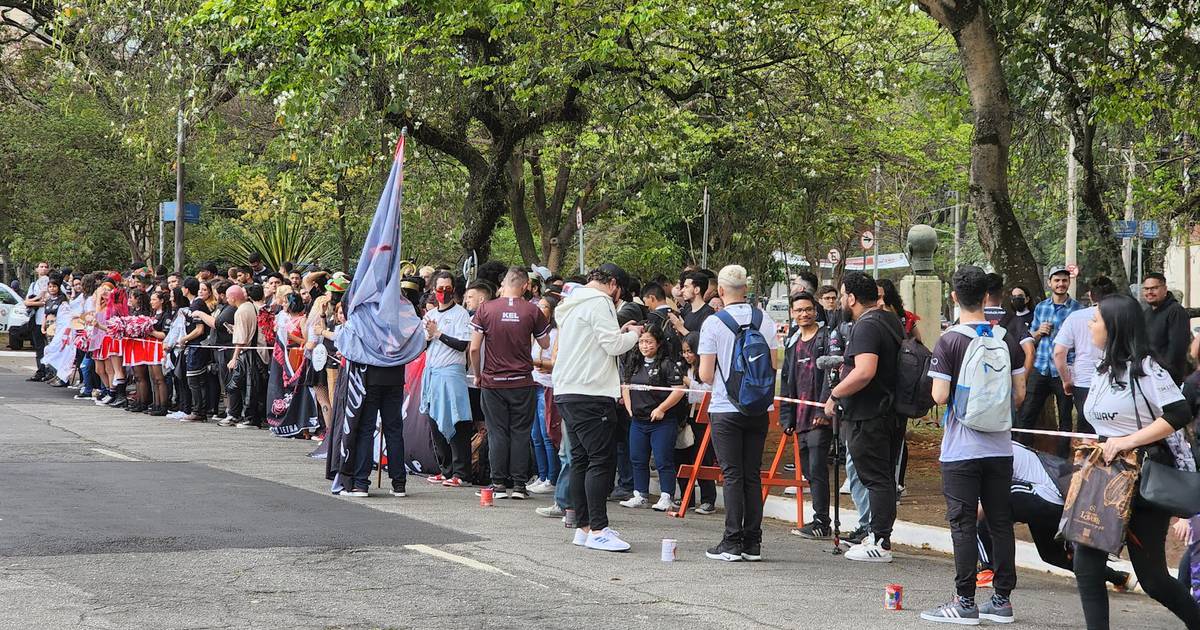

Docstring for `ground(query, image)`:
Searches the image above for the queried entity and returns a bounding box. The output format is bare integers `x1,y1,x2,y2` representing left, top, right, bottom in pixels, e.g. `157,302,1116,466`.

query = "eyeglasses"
791,307,816,314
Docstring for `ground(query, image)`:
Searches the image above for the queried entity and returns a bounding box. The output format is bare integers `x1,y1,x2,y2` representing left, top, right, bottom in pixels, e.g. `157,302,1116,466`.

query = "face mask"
1012,296,1026,310
436,289,452,305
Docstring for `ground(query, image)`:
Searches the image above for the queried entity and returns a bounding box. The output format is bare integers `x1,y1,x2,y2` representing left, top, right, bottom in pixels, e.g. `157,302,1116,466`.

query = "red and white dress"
92,311,121,361
122,337,163,366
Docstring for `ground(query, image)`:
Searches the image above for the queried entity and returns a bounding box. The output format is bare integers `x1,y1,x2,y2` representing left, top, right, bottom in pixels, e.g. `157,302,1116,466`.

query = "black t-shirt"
210,303,236,346
627,357,684,420
841,308,903,421
43,294,65,317
366,364,406,388
682,303,714,334
187,298,210,338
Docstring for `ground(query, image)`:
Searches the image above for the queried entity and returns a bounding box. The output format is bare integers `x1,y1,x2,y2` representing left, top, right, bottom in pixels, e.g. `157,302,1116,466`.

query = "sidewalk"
761,495,1156,589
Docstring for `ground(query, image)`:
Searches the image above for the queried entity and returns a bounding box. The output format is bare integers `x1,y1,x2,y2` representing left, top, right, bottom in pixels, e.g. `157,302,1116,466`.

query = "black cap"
201,261,219,274
596,262,630,291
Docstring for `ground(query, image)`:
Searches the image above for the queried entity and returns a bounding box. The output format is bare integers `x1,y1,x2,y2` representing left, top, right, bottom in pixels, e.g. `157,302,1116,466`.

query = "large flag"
335,132,424,367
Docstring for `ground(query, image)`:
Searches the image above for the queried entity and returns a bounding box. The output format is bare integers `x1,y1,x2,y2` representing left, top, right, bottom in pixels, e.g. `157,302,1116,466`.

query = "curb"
762,495,1158,591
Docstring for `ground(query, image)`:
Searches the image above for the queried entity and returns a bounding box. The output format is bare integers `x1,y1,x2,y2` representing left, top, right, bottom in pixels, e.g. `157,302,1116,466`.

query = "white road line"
0,351,33,358
90,448,140,462
404,544,514,576
404,544,549,589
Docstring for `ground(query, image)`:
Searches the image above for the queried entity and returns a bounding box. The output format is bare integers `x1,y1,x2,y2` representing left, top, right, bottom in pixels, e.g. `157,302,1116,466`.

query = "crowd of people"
14,254,1200,629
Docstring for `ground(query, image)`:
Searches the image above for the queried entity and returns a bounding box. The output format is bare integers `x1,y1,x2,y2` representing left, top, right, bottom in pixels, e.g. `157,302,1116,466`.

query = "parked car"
0,282,31,350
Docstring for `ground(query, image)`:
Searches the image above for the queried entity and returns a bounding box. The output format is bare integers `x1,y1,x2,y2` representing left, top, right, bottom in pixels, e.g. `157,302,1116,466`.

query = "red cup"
480,487,494,507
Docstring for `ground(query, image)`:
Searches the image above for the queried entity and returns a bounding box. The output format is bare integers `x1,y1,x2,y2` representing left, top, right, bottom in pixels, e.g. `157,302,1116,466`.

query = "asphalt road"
0,354,1188,629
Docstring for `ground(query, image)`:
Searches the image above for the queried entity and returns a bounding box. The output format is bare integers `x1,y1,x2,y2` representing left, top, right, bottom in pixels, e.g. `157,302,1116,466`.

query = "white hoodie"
553,285,639,399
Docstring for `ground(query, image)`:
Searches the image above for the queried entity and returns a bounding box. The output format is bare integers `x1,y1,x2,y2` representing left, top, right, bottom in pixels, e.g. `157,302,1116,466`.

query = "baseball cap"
1047,265,1069,279
596,263,630,292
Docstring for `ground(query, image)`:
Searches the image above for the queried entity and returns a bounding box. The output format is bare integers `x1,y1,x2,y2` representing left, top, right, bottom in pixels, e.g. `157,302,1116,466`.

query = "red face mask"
436,288,452,305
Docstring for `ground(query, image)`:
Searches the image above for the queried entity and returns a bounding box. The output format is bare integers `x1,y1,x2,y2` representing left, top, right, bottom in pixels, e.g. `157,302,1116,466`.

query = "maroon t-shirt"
470,297,551,389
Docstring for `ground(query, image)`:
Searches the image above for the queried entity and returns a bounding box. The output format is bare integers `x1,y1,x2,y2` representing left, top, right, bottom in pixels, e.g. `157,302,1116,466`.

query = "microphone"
815,355,844,370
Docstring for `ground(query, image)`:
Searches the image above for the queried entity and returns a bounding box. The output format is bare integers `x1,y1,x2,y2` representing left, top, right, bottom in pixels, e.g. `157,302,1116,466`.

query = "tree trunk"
1068,113,1129,287
459,162,510,265
335,177,352,272
919,0,1043,296
507,154,540,265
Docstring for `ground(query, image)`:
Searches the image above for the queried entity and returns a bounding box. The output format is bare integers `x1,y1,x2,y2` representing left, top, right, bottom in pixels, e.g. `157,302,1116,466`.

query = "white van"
0,282,30,333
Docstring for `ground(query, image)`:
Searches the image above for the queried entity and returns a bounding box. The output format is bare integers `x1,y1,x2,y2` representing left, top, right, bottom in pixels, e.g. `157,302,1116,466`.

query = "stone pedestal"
901,274,943,346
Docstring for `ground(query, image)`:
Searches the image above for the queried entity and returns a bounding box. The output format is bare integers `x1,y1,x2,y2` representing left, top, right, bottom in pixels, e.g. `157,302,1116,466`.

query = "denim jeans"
531,386,560,484
615,440,634,494
80,355,95,395
845,451,871,529
554,426,573,510
628,418,677,497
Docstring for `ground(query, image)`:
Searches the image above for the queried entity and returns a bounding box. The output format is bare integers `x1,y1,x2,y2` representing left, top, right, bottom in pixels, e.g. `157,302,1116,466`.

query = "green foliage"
216,213,341,270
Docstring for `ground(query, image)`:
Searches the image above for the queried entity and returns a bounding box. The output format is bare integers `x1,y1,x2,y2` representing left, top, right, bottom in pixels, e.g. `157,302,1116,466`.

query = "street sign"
1139,220,1160,239
860,230,875,251
1112,220,1137,238
160,201,201,224
1066,264,1079,278
827,248,841,264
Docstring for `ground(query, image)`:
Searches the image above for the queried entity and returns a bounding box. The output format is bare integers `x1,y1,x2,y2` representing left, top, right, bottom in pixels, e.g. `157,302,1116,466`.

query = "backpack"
947,323,1013,432
715,308,776,415
861,311,934,419
895,336,935,419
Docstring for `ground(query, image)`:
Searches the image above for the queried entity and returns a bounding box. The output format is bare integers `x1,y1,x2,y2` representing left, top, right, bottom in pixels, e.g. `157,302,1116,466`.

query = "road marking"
90,448,140,461
404,544,514,576
0,351,33,358
404,544,550,589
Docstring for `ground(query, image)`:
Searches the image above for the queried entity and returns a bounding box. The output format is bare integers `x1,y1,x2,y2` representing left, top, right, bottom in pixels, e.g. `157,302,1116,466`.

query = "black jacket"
778,324,833,432
1144,293,1193,384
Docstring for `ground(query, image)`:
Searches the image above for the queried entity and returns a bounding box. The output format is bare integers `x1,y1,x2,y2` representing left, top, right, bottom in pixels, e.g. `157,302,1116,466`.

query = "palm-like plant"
221,213,341,271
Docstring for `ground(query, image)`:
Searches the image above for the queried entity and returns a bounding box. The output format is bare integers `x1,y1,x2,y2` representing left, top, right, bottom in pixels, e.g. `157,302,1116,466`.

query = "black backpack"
867,311,935,419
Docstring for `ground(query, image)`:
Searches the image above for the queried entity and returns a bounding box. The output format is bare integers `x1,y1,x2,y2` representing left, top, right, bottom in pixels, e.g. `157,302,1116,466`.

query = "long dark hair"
1095,294,1154,382
129,289,151,316
623,324,667,383
682,330,702,380
540,292,560,329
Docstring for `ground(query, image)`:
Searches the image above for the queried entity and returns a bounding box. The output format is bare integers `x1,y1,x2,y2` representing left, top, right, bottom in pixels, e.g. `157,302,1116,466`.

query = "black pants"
560,396,619,531
675,417,718,506
431,419,474,480
30,325,46,375
1074,495,1200,630
227,351,266,425
349,383,406,490
710,411,769,548
213,348,233,416
893,416,909,488
846,414,899,544
1070,386,1095,435
942,456,1016,599
468,387,490,485
978,486,1127,586
481,386,537,489
800,425,833,526
1018,372,1074,455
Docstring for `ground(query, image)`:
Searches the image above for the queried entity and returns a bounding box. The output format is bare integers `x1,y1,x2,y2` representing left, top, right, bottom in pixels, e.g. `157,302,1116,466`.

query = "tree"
916,0,1043,295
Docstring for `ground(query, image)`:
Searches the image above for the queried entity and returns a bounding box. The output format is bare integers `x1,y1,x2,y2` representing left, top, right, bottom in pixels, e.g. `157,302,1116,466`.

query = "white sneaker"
529,480,555,494
651,493,673,512
619,491,649,508
845,535,893,563
339,489,369,498
585,527,631,552
572,528,588,546
784,486,798,495
167,411,188,420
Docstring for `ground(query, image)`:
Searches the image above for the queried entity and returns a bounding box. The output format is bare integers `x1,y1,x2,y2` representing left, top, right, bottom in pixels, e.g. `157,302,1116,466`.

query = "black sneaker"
510,488,528,500
841,525,869,545
791,523,832,540
391,480,407,497
705,541,744,562
741,543,762,562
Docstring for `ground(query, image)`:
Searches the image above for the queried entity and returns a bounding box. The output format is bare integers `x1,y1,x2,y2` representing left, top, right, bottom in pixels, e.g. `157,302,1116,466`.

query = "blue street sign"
1112,220,1138,238
160,201,201,224
1139,220,1160,240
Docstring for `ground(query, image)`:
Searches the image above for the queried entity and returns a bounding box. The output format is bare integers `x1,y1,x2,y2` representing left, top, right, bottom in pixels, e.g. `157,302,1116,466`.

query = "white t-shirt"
1053,307,1101,388
1011,442,1063,506
424,304,471,369
1083,357,1185,438
26,276,48,325
531,328,557,388
697,303,780,414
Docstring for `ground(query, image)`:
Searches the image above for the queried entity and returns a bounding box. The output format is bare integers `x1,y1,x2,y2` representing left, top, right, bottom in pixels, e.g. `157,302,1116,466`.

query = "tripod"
825,359,845,555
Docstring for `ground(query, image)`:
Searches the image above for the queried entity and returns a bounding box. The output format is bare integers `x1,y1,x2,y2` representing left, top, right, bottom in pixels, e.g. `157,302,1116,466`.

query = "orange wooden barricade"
674,392,808,525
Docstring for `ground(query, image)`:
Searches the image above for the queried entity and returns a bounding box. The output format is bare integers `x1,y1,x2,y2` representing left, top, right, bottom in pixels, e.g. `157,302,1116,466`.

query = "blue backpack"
715,308,776,415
